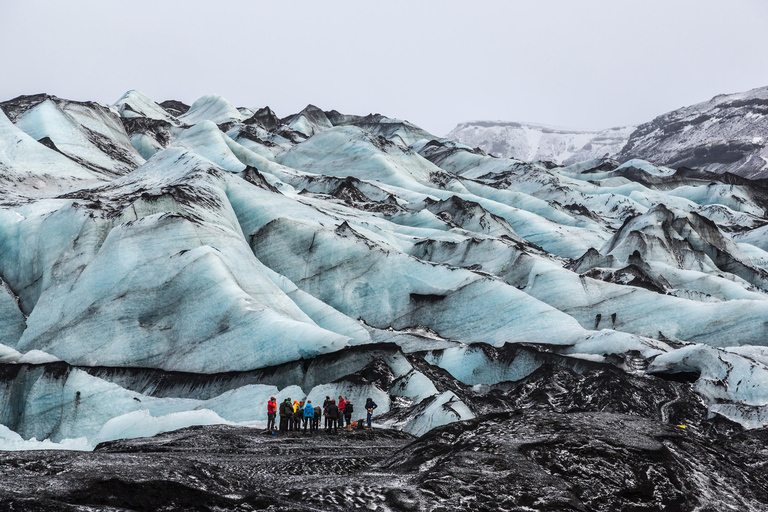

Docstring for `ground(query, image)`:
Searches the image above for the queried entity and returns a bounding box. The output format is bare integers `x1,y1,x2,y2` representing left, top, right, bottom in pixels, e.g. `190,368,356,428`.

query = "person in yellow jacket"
292,400,300,430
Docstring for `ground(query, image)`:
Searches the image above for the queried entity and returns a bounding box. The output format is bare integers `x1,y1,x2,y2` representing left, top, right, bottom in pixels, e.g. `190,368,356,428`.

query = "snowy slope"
450,86,768,179
1,95,144,176
619,86,768,178
447,121,635,165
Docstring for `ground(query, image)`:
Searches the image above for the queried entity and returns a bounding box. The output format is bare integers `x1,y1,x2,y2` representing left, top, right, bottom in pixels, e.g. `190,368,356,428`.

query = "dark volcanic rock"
384,410,768,512
1,345,765,511
582,264,669,294
0,425,415,512
0,93,55,121
2,412,764,511
244,106,281,131
159,99,190,117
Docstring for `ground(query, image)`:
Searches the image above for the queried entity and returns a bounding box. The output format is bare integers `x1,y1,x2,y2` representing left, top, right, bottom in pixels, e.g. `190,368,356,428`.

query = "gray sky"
3,0,768,135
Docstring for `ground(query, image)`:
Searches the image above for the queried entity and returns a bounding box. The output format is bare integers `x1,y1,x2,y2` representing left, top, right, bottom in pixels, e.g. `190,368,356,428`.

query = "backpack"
345,403,354,415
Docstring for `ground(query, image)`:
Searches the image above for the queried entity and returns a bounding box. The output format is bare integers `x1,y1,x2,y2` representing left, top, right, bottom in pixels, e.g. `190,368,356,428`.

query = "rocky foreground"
1,407,767,511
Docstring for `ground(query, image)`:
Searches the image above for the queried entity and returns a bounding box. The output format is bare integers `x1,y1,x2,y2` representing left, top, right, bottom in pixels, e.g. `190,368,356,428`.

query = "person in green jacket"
279,398,292,432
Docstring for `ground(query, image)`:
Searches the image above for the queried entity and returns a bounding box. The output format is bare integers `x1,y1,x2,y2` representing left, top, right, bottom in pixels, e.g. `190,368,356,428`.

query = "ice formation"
2,89,768,449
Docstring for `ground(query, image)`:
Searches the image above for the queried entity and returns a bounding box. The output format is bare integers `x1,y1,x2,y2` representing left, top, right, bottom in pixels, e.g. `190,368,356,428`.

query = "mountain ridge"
448,85,768,177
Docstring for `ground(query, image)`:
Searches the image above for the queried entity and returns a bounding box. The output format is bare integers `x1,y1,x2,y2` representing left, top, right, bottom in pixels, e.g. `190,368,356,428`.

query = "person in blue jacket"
303,400,315,432
364,397,378,429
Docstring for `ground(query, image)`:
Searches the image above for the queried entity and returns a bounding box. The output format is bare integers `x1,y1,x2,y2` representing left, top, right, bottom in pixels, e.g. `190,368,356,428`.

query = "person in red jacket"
267,397,277,434
338,396,346,428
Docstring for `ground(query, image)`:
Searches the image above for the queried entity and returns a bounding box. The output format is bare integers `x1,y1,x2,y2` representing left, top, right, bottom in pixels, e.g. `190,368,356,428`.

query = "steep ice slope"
414,140,768,346
326,111,436,147
2,95,144,176
178,95,244,126
619,86,768,178
227,180,586,347
113,90,179,125
0,110,105,194
282,104,333,138
277,127,608,258
0,282,25,347
596,204,768,290
0,150,364,372
277,126,443,190
447,120,634,164
173,121,249,172
734,223,768,252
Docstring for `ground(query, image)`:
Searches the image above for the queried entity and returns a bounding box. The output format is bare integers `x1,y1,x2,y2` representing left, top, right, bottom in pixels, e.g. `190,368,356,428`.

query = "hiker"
294,401,304,431
365,398,378,429
303,400,314,432
279,398,292,432
267,397,277,433
292,400,300,430
323,396,331,430
338,396,346,428
313,405,321,431
327,399,339,432
344,398,354,430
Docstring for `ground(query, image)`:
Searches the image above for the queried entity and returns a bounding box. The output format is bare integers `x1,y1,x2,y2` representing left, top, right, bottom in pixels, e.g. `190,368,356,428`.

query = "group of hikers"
265,395,378,434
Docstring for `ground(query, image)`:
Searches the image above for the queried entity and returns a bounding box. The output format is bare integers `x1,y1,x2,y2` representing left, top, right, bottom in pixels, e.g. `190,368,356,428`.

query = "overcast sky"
3,0,768,135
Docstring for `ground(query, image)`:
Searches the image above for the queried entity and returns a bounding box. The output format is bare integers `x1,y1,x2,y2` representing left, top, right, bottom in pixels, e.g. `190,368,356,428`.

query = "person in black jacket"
326,399,339,433
343,399,354,430
364,398,378,429
279,398,292,432
313,405,321,432
323,396,331,430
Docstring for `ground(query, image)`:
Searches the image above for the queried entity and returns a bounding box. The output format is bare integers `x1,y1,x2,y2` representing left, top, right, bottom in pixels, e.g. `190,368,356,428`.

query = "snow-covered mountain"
2,89,768,464
446,120,635,165
449,86,768,179
618,86,768,178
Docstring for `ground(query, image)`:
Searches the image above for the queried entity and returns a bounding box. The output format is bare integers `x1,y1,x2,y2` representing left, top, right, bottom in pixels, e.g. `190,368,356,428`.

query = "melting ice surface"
2,90,768,449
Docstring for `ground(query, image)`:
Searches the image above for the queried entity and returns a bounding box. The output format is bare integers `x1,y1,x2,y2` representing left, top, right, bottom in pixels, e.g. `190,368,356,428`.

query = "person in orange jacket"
267,397,277,433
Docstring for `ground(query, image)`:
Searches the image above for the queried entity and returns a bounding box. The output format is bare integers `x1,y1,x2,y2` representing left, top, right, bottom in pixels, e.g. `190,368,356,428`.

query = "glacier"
1,89,768,455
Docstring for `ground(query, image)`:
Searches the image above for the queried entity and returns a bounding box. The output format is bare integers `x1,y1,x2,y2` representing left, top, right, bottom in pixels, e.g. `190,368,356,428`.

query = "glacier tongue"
2,89,768,449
